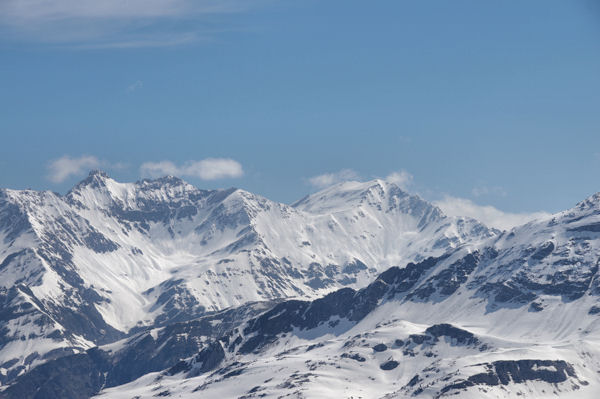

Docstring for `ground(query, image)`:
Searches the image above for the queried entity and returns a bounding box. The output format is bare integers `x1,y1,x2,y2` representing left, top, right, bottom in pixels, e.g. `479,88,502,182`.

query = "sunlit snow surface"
3,172,600,397
0,172,495,378
95,297,600,398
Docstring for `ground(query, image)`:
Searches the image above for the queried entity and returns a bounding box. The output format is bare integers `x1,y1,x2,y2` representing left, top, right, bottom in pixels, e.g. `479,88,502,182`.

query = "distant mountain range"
1,171,599,398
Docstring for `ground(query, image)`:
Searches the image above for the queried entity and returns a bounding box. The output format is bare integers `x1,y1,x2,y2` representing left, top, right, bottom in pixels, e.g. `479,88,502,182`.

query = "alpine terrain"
1,171,599,398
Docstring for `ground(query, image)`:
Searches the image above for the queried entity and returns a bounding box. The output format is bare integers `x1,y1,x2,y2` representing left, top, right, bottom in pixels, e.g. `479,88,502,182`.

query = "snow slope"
3,175,600,398
0,171,495,383
93,243,600,398
91,191,600,398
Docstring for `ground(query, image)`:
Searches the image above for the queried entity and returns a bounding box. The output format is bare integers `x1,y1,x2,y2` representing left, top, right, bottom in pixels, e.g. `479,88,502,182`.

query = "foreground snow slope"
93,241,600,398
0,171,494,383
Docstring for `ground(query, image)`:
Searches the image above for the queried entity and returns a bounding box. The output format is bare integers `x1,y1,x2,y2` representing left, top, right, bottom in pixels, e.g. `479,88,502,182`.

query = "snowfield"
1,171,600,398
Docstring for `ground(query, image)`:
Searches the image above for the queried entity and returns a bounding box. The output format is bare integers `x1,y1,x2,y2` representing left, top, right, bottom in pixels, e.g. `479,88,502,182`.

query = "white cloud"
433,195,550,231
185,159,244,180
307,169,414,190
139,161,180,177
308,169,359,189
140,158,244,180
2,0,186,20
385,170,413,189
126,80,143,93
0,0,255,47
47,155,100,183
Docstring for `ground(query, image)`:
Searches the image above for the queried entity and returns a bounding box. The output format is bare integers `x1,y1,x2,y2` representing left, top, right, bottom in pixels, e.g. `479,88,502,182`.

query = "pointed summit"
293,178,424,215
137,175,189,189
65,169,127,209
88,169,109,178
69,169,112,191
575,192,600,212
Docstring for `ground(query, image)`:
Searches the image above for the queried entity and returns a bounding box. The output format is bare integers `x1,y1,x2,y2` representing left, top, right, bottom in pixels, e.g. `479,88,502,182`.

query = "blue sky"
1,0,599,227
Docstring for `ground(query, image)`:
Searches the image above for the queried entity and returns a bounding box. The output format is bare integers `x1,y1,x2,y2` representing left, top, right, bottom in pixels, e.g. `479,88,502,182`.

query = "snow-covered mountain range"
2,171,600,398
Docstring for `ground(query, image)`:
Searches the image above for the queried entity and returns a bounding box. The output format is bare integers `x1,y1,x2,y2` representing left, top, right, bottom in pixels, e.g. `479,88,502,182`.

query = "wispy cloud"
307,169,360,189
433,195,550,231
385,170,413,189
471,185,507,198
69,32,203,50
0,0,256,48
140,158,244,180
126,80,143,93
47,155,100,183
307,169,414,190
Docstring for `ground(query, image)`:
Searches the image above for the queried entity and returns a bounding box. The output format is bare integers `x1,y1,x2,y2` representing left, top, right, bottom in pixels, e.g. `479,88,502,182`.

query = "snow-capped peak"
574,191,600,212
70,169,112,190
0,172,499,385
294,179,428,214
3,174,600,398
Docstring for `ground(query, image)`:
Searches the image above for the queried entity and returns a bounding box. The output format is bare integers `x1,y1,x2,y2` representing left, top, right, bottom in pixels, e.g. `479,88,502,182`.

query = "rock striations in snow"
0,171,494,385
2,172,600,398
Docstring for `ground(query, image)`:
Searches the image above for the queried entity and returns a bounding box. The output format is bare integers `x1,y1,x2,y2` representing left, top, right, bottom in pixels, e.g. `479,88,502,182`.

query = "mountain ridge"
2,172,600,397
0,171,496,385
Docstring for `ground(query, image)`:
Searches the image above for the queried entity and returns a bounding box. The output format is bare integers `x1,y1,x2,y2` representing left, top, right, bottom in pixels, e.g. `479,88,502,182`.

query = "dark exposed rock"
588,305,600,315
341,353,366,362
0,349,110,399
425,324,479,346
406,374,421,387
0,250,31,271
567,222,600,233
373,343,388,352
82,231,119,253
517,264,598,302
233,258,456,354
186,342,225,377
408,334,431,345
306,342,325,351
342,259,368,275
379,255,449,300
0,284,115,385
149,279,204,326
0,196,32,242
410,252,481,300
439,359,578,396
530,242,555,261
478,281,537,305
4,302,269,397
529,302,544,312
380,360,399,370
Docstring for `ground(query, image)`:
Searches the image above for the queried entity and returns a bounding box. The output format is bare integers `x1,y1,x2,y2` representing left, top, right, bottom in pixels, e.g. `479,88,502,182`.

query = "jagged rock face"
0,301,272,399
0,349,111,399
0,172,496,380
88,277,595,399
4,249,600,398
438,359,580,396
462,194,600,311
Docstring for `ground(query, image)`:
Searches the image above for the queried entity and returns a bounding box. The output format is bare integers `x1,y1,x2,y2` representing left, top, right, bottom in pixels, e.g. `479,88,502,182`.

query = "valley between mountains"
1,171,600,398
